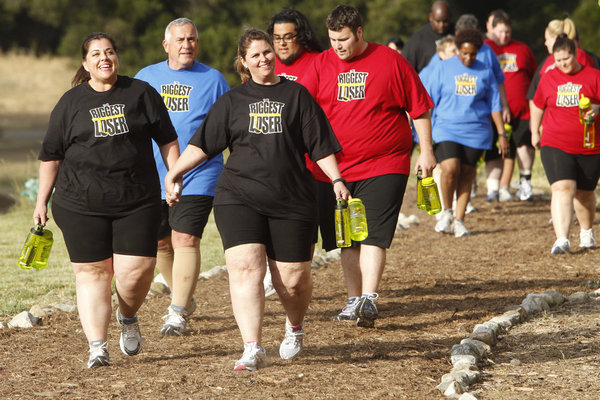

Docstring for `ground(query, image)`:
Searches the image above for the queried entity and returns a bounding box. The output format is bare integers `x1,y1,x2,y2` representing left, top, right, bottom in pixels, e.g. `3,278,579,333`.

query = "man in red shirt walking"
300,5,436,328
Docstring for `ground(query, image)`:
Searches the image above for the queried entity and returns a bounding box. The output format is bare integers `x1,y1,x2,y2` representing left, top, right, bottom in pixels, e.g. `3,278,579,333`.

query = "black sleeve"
38,95,68,161
527,62,544,100
298,86,341,162
189,94,230,157
142,83,178,145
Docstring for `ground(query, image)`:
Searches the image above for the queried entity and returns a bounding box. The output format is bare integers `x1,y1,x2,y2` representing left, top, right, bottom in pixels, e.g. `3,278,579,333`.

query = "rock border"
435,288,600,399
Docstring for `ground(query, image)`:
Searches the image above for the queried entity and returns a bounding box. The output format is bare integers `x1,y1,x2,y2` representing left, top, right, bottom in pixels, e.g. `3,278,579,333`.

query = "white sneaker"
264,266,276,298
279,321,304,360
551,237,570,254
160,305,188,336
498,186,513,202
518,178,533,201
435,210,453,234
452,219,470,238
234,342,268,371
116,308,142,356
580,229,595,248
87,340,110,368
333,297,360,321
486,190,499,202
465,202,477,214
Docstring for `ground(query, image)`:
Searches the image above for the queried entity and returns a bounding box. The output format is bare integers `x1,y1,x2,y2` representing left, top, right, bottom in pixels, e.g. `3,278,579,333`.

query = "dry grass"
0,51,75,129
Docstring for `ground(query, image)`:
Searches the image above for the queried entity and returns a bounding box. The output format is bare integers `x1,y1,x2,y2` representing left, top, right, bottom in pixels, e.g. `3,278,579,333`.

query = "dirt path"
0,187,598,399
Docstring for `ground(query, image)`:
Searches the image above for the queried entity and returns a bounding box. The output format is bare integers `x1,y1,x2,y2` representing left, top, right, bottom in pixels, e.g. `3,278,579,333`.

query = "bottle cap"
30,224,44,236
348,198,362,205
580,94,591,108
336,198,347,207
422,177,435,185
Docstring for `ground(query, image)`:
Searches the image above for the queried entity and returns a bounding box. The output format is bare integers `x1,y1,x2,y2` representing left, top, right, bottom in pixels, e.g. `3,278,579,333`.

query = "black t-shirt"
189,78,341,221
39,76,177,215
403,23,454,73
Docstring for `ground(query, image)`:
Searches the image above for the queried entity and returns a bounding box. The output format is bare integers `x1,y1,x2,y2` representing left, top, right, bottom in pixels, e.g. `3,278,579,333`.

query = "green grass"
0,158,225,317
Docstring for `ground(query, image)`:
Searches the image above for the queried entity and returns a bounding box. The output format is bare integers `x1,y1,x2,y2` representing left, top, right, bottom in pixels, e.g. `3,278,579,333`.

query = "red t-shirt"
533,65,600,154
275,51,319,82
539,48,595,79
299,43,433,181
485,39,537,119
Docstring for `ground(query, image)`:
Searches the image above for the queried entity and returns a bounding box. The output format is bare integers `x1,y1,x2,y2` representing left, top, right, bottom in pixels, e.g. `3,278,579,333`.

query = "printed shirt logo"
248,98,285,134
278,73,297,81
454,73,478,96
161,81,193,112
90,103,129,137
556,82,582,107
498,53,518,73
337,69,368,102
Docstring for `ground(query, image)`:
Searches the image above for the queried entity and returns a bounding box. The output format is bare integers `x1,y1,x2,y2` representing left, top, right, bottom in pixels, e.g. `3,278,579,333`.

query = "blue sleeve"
487,71,502,112
479,45,505,84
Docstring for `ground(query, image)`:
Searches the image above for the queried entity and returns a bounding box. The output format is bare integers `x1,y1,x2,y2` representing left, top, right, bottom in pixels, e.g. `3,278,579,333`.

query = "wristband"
332,178,346,186
498,132,508,138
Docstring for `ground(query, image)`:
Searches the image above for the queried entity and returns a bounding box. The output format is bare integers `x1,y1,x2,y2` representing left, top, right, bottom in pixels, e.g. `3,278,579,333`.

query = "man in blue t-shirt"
135,17,229,336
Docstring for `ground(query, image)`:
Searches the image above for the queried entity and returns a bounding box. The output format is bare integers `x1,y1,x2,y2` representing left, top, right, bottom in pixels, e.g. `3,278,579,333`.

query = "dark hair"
455,14,479,33
387,36,404,50
267,8,322,52
490,9,511,27
455,28,483,51
552,33,576,55
234,28,273,82
71,32,118,87
326,5,362,36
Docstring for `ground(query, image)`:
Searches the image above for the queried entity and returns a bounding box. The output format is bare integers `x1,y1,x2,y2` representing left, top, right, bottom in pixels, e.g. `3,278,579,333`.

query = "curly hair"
455,28,483,51
326,5,362,36
267,8,322,52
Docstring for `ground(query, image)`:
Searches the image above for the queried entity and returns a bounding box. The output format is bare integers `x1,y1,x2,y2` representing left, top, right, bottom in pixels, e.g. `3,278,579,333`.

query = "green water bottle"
18,224,53,270
348,198,368,241
335,199,351,247
422,177,442,215
416,170,426,210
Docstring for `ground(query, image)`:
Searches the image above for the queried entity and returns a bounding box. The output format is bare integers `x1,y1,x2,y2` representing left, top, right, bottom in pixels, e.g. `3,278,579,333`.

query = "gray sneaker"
116,308,142,356
333,297,360,321
356,293,379,328
87,340,110,369
551,238,570,254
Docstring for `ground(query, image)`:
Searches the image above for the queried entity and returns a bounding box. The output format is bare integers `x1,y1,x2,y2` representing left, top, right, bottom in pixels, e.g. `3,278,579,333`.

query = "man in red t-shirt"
300,5,436,328
267,8,322,82
485,10,538,201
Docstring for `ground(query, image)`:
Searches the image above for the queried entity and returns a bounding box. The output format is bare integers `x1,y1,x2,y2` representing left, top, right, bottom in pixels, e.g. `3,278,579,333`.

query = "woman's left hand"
333,181,351,202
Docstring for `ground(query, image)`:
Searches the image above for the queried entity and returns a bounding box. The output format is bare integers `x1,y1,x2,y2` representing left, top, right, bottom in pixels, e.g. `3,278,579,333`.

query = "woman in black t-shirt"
33,33,180,369
165,28,349,371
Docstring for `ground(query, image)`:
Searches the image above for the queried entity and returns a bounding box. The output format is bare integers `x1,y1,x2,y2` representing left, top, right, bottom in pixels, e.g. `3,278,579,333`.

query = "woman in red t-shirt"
530,35,600,254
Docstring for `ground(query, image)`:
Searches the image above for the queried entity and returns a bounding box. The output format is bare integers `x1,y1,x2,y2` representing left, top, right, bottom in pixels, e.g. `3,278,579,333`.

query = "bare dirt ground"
1,174,599,399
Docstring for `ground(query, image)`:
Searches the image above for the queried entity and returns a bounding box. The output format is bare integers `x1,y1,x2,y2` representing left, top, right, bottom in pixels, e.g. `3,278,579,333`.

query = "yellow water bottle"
579,94,591,124
422,177,442,215
348,198,368,241
416,170,426,210
18,224,53,270
335,199,351,247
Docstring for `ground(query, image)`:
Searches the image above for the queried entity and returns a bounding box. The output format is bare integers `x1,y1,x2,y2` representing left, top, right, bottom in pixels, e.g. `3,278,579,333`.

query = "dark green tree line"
1,0,598,86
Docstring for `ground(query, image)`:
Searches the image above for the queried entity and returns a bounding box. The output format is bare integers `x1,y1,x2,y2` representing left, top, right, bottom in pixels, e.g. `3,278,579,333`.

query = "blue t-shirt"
478,43,505,84
135,60,229,198
423,56,501,149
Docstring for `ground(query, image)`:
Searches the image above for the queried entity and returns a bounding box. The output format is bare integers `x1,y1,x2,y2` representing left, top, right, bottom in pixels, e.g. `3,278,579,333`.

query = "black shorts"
485,119,532,161
157,195,214,239
213,204,315,262
52,202,161,263
317,174,408,252
540,146,600,190
434,141,484,167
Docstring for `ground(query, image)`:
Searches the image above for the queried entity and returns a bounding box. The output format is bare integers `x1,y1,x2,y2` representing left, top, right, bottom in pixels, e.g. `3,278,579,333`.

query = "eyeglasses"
273,34,297,43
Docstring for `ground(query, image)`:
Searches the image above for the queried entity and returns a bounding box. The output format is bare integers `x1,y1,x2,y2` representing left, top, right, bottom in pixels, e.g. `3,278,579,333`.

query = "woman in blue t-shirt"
422,28,509,237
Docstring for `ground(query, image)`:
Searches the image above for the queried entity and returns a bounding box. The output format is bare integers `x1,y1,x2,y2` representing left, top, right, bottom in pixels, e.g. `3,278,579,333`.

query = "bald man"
403,1,453,72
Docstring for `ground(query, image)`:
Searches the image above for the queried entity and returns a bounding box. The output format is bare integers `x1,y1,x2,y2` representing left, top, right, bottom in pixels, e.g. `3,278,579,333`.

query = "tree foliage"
0,0,598,87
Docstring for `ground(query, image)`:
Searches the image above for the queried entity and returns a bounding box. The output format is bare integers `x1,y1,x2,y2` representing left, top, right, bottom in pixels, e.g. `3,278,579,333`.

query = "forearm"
491,111,505,133
168,144,208,181
36,161,60,207
159,139,180,171
412,110,437,176
315,153,343,182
